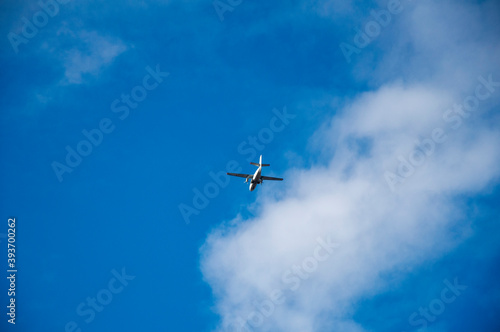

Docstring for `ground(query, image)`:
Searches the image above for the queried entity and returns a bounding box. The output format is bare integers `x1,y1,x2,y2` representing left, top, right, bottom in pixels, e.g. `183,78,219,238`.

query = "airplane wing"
227,173,253,178
261,175,283,181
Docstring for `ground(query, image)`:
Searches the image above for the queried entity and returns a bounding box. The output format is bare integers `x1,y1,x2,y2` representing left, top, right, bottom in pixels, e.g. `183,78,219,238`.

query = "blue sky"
1,0,499,331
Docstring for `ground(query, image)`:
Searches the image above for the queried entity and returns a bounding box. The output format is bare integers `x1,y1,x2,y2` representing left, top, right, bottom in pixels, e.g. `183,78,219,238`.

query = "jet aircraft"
227,155,283,191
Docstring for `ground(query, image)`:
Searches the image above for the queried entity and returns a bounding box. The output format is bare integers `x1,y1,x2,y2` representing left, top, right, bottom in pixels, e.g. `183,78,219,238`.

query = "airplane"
227,155,283,191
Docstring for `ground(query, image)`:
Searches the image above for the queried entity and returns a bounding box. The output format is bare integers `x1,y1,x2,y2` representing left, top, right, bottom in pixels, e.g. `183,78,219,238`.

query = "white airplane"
227,155,283,191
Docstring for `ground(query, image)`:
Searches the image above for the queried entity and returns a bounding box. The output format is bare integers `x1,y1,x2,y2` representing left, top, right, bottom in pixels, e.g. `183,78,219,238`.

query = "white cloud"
200,1,500,331
59,29,127,84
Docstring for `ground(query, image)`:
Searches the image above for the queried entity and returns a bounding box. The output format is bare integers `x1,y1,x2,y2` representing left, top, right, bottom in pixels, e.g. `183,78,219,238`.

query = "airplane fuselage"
249,166,262,191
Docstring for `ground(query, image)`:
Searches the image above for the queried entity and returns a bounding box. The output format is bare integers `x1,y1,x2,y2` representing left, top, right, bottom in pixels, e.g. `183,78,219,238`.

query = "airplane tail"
250,155,270,167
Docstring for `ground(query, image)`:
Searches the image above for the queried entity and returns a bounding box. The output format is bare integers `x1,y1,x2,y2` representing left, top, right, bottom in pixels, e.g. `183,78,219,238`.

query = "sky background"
0,0,499,331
